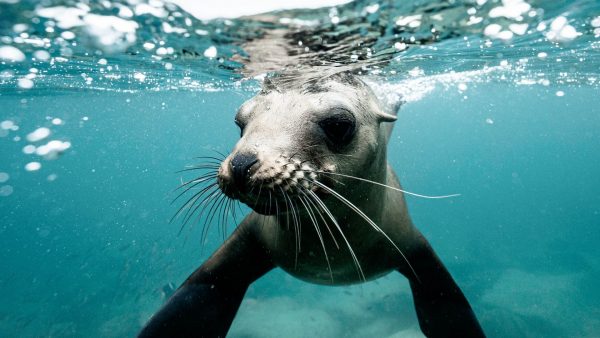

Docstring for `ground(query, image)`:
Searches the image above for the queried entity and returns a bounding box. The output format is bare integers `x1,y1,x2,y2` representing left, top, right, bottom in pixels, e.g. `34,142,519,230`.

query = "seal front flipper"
138,219,274,338
401,238,485,338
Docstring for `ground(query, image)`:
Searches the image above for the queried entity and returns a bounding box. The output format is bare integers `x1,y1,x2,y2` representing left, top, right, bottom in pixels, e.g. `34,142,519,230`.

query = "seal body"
139,73,485,337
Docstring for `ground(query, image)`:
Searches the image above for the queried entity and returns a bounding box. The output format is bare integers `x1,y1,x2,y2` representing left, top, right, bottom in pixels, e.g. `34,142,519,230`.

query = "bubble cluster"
35,140,72,159
546,16,581,43
4,116,73,177
1,120,17,131
592,16,600,37
0,0,245,92
35,6,139,54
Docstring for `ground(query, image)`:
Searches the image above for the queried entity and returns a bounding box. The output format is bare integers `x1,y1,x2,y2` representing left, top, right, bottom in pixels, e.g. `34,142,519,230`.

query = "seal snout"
218,150,326,213
230,152,259,192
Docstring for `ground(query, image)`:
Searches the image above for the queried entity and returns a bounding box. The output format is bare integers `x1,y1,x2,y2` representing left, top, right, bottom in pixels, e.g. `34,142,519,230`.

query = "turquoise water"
1,0,600,337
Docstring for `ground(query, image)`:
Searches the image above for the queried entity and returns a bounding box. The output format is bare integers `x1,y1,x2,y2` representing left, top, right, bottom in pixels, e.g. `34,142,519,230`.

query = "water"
1,0,599,337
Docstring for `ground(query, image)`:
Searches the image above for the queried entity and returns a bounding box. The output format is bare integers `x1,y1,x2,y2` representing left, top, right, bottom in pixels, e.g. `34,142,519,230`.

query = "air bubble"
0,185,13,197
0,45,25,62
25,162,41,171
203,46,217,58
32,50,50,61
17,78,34,89
23,145,36,154
26,127,51,142
133,72,146,82
1,120,15,130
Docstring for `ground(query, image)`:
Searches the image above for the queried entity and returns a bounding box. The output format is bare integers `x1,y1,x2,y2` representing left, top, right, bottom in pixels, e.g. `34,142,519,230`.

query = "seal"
138,72,485,337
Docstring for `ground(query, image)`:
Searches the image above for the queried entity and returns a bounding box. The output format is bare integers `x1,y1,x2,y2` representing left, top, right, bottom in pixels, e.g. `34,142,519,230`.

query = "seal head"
217,73,397,215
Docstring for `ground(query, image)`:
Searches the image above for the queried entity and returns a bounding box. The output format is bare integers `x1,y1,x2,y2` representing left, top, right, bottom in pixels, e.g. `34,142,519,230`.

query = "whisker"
196,190,224,245
181,187,220,228
179,161,221,168
212,150,228,160
254,180,264,201
214,193,227,241
171,174,217,202
292,199,302,251
181,187,221,235
299,153,354,166
176,169,217,182
193,155,225,162
171,183,217,224
206,194,227,235
200,193,228,245
273,195,279,224
172,153,226,248
299,188,339,249
226,198,238,235
254,181,268,233
175,171,217,186
235,200,244,222
268,190,273,217
274,195,281,243
278,186,291,231
191,192,222,252
182,161,221,167
176,166,220,174
306,189,365,281
289,194,301,269
184,160,222,168
216,194,230,240
177,182,218,217
281,187,300,269
230,198,240,226
298,194,334,283
312,170,460,199
226,199,237,234
223,198,233,238
309,179,420,283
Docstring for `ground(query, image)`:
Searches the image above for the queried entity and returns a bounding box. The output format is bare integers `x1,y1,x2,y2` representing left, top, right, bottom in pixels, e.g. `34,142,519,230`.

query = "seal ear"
378,111,398,123
376,98,403,122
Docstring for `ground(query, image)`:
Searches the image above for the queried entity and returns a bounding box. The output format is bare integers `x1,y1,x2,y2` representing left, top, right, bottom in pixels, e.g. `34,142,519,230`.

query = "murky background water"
1,0,599,337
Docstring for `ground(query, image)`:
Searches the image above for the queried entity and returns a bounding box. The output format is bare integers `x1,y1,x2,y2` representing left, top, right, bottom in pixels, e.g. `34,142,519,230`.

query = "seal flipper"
138,223,274,338
400,239,485,338
138,283,245,337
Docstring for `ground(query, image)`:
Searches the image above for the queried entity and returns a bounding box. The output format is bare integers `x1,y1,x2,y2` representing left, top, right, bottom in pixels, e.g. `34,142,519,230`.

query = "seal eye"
319,116,356,147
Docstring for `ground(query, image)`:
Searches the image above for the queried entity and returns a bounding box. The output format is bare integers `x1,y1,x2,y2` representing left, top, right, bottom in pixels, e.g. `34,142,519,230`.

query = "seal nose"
230,153,258,191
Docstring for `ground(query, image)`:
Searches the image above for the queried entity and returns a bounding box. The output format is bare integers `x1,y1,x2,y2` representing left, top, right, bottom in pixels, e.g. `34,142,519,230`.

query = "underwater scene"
1,0,599,337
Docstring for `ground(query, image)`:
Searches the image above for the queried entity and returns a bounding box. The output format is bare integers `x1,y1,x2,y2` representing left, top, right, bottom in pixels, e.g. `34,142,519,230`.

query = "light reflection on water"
0,0,598,92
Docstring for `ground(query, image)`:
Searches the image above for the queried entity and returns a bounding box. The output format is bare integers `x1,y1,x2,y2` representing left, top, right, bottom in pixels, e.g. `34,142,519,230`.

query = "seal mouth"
218,156,337,216
230,174,334,216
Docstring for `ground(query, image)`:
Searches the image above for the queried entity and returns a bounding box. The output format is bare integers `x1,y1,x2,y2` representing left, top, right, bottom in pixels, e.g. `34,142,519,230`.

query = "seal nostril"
230,153,259,191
